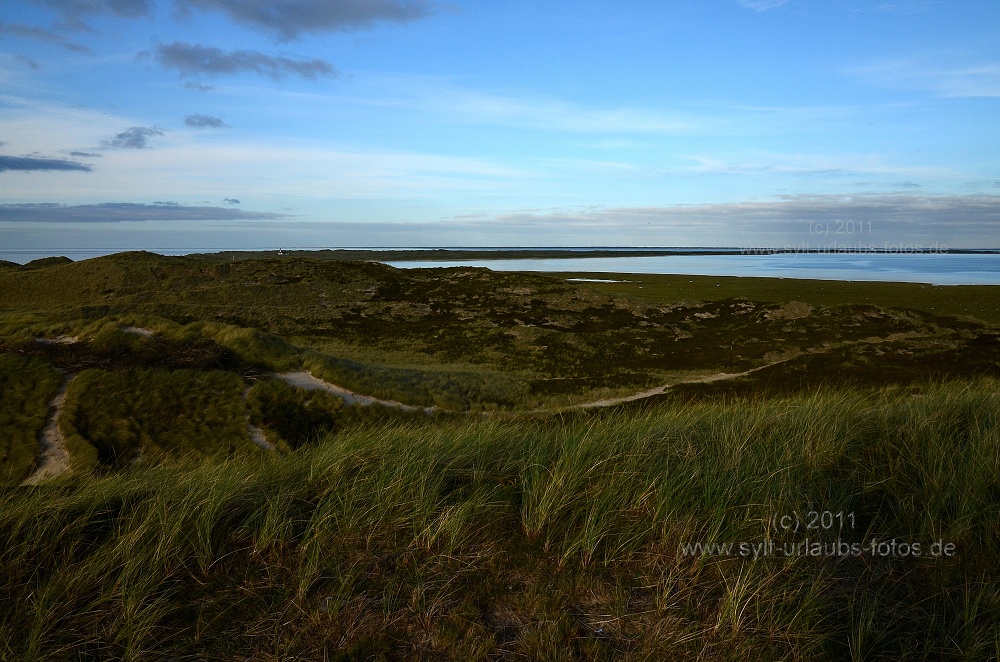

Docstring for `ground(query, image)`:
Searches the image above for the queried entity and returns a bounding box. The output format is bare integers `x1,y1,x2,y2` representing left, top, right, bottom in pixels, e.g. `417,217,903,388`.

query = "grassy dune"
2,252,998,410
60,368,253,467
563,271,1000,325
2,252,999,659
246,376,442,451
2,381,999,660
0,355,63,485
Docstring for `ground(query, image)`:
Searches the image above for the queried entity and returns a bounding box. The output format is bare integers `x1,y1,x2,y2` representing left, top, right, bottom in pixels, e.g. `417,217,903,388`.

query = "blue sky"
1,0,998,251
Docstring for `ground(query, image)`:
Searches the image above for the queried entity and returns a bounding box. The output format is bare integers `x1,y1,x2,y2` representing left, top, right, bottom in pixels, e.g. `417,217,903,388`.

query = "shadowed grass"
0,354,64,485
2,379,999,659
60,368,254,468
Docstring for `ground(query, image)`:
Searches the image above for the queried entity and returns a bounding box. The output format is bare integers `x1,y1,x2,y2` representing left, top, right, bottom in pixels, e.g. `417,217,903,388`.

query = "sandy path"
568,359,795,409
274,371,438,414
23,374,76,485
11,329,950,482
565,330,948,410
272,362,791,416
242,387,274,450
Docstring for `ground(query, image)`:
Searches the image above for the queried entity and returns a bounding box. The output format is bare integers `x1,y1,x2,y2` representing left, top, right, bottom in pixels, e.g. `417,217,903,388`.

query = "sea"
386,252,1000,286
2,247,999,286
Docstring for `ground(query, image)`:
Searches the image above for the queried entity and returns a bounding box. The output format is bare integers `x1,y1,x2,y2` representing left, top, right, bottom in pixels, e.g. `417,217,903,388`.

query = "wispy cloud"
355,77,902,138
0,21,90,52
364,78,702,135
545,149,953,185
149,42,337,81
26,0,152,30
183,81,214,92
736,0,791,11
173,0,436,41
222,197,239,204
13,55,41,70
101,126,164,149
872,2,940,15
0,155,92,172
478,193,1000,246
849,59,1000,97
184,114,228,128
677,152,950,179
0,94,138,157
0,96,530,202
0,202,287,222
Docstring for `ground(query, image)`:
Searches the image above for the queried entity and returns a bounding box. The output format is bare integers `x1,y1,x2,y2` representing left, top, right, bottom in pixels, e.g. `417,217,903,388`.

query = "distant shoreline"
188,247,1000,262
3,247,1000,266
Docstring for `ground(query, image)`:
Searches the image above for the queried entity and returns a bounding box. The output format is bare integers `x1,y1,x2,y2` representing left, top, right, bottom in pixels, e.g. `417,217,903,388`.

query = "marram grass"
0,354,63,485
2,380,999,660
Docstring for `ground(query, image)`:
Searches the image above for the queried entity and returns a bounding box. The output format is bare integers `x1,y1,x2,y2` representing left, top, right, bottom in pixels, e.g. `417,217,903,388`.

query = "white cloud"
678,152,953,179
872,2,940,15
477,193,1000,247
0,95,135,158
736,0,791,11
0,94,532,206
349,77,910,139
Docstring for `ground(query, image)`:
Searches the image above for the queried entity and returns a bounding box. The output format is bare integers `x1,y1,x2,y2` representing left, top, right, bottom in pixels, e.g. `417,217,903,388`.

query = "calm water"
386,253,1000,286
2,248,999,285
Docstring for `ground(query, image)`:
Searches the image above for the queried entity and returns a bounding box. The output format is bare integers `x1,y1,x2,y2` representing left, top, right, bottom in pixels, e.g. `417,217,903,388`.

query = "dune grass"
0,354,64,485
246,376,444,451
2,380,999,660
3,252,997,659
59,368,255,467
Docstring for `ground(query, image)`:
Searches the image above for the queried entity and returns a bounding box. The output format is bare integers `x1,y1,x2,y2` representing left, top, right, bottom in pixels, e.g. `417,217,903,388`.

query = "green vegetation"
1,252,996,410
300,351,529,410
0,354,63,485
2,382,999,659
246,377,343,450
247,377,439,450
1,251,998,657
561,271,1000,324
61,368,253,467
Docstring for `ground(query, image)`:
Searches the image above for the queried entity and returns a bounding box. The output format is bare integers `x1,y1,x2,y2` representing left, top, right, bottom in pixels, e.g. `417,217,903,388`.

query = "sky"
1,0,999,253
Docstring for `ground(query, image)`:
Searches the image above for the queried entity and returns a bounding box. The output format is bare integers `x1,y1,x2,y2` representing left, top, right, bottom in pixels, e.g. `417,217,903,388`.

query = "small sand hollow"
34,335,79,345
122,326,154,337
275,371,437,414
242,386,273,450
